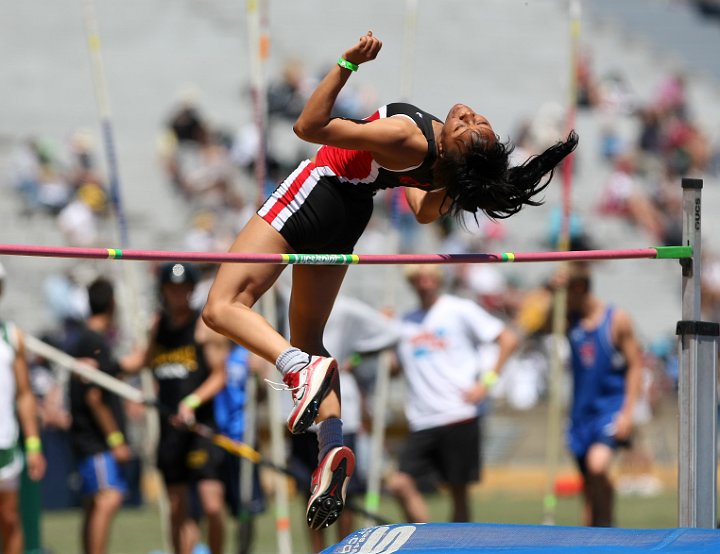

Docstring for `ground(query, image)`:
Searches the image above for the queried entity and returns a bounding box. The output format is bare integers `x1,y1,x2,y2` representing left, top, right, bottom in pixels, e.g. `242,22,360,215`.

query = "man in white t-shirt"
387,264,518,523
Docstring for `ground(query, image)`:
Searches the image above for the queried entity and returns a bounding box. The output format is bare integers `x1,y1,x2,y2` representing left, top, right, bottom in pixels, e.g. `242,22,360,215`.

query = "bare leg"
203,215,294,364
336,504,354,542
288,264,349,422
385,471,430,523
0,491,23,554
583,443,615,527
83,489,124,554
308,528,325,553
448,484,470,522
196,479,225,554
166,484,192,554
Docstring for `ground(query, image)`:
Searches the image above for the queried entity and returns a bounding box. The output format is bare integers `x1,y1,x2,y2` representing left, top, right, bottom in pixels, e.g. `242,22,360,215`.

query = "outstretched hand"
343,31,382,66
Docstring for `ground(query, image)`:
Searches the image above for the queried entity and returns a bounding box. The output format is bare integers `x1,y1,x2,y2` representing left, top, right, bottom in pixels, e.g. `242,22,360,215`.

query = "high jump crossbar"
0,244,692,265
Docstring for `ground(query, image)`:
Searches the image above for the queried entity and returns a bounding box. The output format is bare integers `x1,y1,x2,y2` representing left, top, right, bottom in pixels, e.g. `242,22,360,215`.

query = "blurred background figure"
386,265,518,523
0,263,47,554
562,262,644,527
67,278,132,554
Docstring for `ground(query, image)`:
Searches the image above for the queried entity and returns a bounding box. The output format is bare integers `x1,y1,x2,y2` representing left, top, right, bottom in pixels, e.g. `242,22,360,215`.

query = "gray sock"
317,417,343,463
276,347,310,377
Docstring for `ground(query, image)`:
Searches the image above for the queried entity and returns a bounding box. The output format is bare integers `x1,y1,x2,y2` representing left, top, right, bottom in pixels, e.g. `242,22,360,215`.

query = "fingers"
358,30,382,59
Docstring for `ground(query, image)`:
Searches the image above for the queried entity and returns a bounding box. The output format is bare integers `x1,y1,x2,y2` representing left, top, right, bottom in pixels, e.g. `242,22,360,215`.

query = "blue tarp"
321,523,720,554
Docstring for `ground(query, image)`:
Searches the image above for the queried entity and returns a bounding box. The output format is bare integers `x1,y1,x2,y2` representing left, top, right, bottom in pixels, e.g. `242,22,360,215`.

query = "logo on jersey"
152,345,198,379
579,341,596,367
409,329,448,357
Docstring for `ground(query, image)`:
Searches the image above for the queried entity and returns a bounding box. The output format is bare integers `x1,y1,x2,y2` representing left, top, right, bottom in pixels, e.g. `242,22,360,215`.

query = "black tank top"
150,310,214,425
372,103,442,191
312,102,443,193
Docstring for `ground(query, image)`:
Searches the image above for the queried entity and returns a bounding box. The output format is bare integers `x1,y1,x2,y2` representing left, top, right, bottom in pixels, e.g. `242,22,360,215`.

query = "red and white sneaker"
306,446,355,530
281,356,338,434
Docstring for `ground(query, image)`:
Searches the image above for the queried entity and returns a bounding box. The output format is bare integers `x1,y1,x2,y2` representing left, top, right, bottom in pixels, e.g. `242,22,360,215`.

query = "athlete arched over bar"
202,31,578,529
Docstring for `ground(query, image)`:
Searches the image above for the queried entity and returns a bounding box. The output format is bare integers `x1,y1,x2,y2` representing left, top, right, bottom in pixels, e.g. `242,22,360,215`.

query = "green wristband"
337,57,358,72
106,431,125,448
25,436,42,454
182,393,202,410
482,371,499,388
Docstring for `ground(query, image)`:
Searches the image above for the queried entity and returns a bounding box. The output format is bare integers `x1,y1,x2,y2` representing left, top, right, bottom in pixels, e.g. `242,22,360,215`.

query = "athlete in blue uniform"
203,31,578,529
565,262,643,527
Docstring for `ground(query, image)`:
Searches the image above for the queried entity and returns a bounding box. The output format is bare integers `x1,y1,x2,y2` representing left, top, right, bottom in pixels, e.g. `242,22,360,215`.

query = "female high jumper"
202,31,578,529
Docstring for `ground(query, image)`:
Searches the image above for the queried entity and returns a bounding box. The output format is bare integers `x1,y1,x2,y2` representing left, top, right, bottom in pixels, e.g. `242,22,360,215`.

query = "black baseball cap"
158,262,199,285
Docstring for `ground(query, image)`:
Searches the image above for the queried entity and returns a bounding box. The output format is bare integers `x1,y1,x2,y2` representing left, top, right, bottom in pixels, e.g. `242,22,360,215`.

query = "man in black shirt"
68,278,131,554
144,263,227,554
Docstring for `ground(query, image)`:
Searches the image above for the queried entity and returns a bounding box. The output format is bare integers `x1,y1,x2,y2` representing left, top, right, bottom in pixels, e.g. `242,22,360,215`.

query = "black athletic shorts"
258,166,375,254
156,427,224,485
398,417,482,488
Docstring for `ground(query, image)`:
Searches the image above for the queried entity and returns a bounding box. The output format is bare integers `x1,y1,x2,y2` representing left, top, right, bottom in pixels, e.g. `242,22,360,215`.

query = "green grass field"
41,485,680,554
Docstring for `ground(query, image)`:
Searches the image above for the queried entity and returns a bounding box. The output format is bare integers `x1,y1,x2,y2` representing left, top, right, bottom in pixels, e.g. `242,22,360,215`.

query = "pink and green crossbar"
0,244,692,265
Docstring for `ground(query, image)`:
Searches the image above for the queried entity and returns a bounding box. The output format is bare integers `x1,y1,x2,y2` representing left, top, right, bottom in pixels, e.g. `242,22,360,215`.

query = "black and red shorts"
257,160,375,254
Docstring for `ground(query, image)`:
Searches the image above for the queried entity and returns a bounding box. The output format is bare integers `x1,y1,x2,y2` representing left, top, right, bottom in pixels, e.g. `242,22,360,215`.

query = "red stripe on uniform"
315,147,373,181
263,162,314,224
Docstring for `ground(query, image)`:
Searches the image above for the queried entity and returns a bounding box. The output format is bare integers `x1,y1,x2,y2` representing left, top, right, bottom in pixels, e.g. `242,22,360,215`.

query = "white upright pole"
542,0,581,526
79,1,165,545
238,372,258,554
400,0,419,102
363,349,392,527
260,293,293,554
677,177,718,528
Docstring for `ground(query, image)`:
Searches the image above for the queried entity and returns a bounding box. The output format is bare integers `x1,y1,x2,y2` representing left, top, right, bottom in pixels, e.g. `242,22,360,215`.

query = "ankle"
317,417,344,463
276,347,309,376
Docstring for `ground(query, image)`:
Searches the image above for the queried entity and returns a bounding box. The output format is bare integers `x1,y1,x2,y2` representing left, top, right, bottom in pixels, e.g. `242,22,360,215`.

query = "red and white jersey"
258,103,441,237
313,102,441,192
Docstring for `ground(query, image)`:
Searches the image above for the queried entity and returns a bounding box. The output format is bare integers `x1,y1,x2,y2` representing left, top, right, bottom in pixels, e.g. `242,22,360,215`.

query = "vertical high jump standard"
677,177,718,528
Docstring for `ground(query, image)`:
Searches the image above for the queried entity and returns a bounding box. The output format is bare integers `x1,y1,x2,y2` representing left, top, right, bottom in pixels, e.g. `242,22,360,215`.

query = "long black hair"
433,130,579,219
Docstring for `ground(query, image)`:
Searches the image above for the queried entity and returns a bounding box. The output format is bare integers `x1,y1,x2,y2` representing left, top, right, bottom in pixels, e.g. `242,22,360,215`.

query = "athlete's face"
439,104,496,158
161,282,194,312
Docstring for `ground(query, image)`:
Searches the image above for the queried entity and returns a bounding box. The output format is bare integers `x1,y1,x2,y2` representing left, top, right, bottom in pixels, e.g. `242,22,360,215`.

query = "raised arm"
293,31,382,144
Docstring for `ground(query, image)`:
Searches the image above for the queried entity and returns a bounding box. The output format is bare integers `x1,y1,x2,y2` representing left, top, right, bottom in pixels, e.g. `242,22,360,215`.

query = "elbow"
293,120,325,144
293,120,317,143
292,122,308,141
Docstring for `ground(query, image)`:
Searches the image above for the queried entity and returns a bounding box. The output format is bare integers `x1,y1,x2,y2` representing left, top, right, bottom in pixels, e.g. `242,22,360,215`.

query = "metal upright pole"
677,177,718,528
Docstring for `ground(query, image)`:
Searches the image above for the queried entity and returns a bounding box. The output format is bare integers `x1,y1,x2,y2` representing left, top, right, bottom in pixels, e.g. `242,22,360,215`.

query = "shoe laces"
264,378,303,392
265,370,304,393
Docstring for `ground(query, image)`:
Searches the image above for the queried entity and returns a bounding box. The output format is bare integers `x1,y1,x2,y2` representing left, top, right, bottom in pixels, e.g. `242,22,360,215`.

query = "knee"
385,472,416,497
204,502,225,521
201,497,225,521
94,490,124,514
201,298,224,334
0,508,20,533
